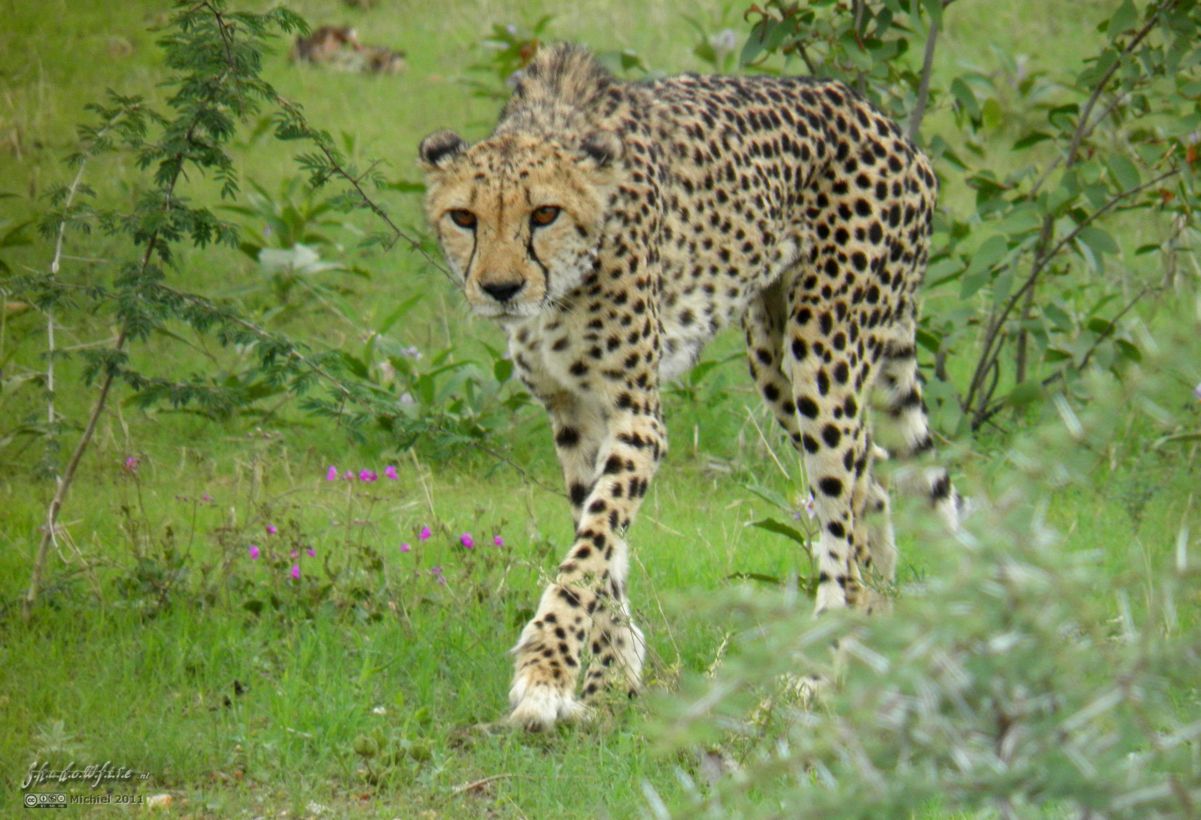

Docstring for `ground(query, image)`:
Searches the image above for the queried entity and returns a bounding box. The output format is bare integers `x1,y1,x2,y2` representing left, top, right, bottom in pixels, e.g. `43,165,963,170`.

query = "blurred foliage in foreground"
650,310,1201,818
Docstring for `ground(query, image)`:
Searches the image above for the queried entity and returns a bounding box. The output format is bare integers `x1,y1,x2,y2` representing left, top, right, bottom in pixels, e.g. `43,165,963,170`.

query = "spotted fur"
419,44,959,730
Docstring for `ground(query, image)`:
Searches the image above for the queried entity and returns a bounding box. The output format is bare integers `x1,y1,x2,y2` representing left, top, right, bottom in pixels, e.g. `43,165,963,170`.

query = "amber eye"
448,209,477,229
530,205,561,227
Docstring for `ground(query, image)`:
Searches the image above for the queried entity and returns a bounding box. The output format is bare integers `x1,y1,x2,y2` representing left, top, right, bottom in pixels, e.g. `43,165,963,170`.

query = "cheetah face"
418,129,621,321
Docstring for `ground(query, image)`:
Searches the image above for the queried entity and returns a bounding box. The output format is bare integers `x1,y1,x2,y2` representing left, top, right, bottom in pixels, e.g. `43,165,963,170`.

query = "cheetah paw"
508,676,588,732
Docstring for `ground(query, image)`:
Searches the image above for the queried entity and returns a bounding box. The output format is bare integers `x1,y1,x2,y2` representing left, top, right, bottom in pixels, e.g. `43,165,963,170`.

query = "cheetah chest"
655,228,806,382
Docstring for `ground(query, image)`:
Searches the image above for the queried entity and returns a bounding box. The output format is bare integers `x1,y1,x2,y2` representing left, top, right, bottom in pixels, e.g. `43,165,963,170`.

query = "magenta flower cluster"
325,464,400,482
244,466,510,588
397,525,507,584
248,519,315,581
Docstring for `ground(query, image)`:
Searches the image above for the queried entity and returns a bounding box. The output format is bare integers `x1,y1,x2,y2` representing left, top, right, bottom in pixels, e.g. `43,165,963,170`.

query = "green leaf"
1043,302,1073,331
1077,226,1119,257
750,518,810,548
922,0,944,26
1006,381,1043,407
1107,155,1141,190
740,22,768,66
926,257,962,288
1047,103,1080,134
1013,131,1053,150
1047,170,1080,214
981,98,1004,130
384,179,425,194
493,358,513,382
1154,432,1201,449
960,235,1009,299
950,78,980,121
989,202,1042,238
915,327,942,354
338,352,370,380
1108,0,1137,37
237,241,262,261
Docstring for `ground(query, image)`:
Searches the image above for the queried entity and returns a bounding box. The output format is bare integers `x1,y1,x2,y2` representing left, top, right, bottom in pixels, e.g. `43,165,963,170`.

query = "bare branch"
908,19,940,142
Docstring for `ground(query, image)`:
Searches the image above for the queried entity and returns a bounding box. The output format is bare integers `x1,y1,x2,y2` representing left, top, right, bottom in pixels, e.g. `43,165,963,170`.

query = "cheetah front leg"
508,404,664,731
548,398,646,702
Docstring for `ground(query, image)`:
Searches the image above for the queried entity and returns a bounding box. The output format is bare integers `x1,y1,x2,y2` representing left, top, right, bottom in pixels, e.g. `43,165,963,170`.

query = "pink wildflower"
493,535,504,547
430,566,446,585
201,493,213,504
419,526,432,541
123,456,140,474
359,469,378,482
290,549,299,559
326,465,338,481
400,542,412,553
461,533,475,549
344,470,355,480
385,465,399,480
248,544,261,560
306,548,316,558
266,523,278,535
290,564,301,580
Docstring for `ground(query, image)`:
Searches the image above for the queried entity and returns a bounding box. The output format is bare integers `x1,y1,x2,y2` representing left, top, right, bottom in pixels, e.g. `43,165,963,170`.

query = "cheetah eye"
448,209,477,229
530,205,561,228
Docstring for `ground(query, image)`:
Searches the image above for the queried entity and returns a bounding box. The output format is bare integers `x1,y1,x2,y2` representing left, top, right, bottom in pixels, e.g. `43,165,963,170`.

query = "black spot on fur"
819,477,843,497
570,482,589,506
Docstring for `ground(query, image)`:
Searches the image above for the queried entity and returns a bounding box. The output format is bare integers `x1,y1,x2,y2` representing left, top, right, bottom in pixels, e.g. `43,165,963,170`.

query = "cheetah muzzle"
419,44,960,731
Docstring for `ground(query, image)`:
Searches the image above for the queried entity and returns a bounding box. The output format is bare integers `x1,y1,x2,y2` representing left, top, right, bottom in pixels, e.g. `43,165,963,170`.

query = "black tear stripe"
464,230,478,283
497,178,506,229
526,231,550,293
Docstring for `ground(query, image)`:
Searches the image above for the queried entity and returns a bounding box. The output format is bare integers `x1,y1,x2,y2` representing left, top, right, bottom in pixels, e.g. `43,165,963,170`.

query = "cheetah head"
418,128,622,321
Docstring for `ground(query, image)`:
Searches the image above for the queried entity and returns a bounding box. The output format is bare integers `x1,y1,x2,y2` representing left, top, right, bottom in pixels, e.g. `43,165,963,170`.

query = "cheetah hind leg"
875,339,962,531
861,466,897,614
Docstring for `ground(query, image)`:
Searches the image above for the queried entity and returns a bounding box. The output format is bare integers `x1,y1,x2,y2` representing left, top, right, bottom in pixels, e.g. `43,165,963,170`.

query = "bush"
652,322,1201,816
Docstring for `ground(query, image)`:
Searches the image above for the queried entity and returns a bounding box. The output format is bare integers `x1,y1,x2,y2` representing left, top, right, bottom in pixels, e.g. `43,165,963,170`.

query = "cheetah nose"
481,281,525,303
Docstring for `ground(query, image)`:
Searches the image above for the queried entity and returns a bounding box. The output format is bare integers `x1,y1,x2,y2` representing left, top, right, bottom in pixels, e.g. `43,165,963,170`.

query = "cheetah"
419,44,960,731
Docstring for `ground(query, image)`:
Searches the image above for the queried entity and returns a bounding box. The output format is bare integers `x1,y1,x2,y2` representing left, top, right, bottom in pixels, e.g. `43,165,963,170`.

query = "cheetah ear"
419,130,466,170
579,130,622,168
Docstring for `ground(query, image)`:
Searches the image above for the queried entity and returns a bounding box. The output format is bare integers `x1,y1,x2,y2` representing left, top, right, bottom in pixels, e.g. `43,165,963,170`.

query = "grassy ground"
1,0,1199,817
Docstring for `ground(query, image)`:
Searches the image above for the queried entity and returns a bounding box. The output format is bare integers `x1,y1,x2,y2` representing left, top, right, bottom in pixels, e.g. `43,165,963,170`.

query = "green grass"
2,0,1199,816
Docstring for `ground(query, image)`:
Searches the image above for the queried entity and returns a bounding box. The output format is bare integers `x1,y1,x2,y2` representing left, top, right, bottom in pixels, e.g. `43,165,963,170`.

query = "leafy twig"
964,166,1179,425
272,97,454,282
